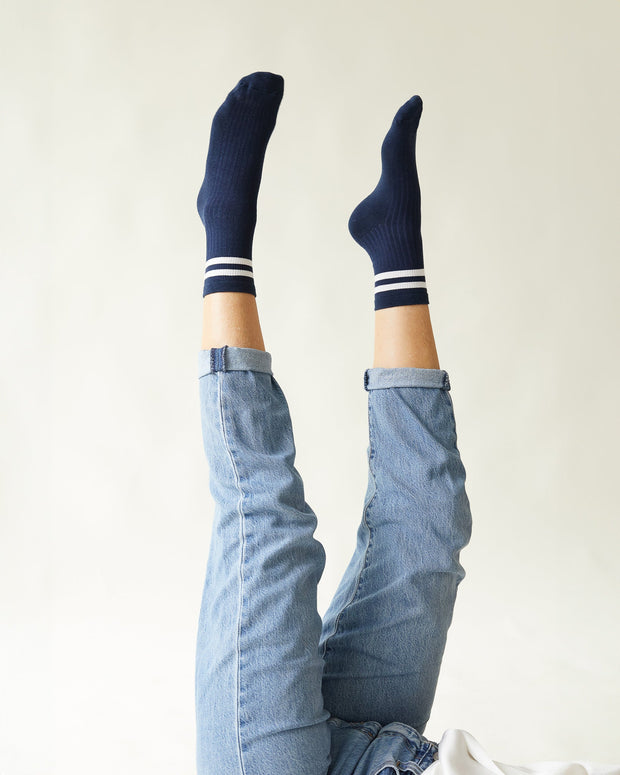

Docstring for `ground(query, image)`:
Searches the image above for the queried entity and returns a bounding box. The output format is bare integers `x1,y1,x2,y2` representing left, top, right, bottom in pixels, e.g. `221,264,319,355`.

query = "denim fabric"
195,345,472,775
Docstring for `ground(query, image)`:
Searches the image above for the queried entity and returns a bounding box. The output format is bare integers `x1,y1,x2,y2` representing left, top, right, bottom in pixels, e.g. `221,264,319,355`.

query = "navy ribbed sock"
197,72,284,297
348,95,429,310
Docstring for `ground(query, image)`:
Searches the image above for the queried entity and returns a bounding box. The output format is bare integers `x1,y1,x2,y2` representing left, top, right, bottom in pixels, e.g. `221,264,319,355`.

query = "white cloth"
424,729,619,775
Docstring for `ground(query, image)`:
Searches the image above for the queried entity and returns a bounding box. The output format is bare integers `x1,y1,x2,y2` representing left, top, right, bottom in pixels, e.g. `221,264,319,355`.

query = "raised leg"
194,73,330,775
319,323,472,733
196,343,331,775
319,95,473,734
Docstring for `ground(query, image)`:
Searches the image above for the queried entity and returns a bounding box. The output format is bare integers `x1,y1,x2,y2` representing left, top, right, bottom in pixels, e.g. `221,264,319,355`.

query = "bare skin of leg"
201,292,266,351
373,305,440,369
201,292,439,371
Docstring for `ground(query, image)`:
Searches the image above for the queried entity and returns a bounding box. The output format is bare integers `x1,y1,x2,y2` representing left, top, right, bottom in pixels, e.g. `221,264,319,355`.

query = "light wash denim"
195,345,472,775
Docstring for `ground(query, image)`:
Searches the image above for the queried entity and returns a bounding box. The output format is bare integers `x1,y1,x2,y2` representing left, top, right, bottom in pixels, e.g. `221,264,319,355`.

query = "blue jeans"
195,345,472,775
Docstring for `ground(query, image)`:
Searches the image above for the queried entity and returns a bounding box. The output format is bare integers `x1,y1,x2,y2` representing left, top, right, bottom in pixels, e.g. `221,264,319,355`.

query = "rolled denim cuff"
198,345,273,378
364,366,451,391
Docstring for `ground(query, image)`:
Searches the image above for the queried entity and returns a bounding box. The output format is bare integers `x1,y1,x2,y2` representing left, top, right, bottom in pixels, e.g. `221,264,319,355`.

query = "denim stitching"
356,394,378,592
327,717,380,739
441,391,458,446
321,392,377,658
417,740,440,768
370,738,438,775
373,730,430,759
370,763,426,775
216,372,248,775
363,369,451,391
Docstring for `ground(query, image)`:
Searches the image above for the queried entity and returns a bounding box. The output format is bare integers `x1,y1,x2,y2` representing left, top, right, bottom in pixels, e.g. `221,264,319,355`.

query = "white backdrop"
1,0,619,772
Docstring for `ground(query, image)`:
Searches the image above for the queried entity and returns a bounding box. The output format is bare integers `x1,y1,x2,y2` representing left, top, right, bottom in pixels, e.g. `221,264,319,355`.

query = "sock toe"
236,71,285,98
394,95,423,125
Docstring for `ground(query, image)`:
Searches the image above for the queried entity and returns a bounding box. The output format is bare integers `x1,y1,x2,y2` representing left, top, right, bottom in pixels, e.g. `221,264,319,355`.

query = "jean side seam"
356,393,379,599
443,391,458,446
216,372,248,775
321,395,377,657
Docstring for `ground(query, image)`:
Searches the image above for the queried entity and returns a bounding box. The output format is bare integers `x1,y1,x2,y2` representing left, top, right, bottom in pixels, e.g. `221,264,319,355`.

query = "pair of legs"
201,293,440,370
195,73,472,775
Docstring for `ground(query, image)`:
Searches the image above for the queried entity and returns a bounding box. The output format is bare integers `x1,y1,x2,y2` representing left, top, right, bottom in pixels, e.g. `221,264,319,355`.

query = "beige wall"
1,0,619,771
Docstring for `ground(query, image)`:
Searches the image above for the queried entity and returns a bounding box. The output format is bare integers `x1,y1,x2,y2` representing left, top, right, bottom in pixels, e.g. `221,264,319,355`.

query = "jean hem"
198,345,273,378
364,367,451,391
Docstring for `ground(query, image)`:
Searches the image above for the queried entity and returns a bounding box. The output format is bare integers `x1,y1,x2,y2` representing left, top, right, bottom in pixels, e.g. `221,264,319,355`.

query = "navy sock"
197,72,284,297
348,95,429,310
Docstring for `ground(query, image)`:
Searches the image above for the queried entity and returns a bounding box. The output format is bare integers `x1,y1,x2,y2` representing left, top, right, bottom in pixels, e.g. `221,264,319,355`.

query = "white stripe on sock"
374,281,427,293
204,268,254,278
374,268,425,282
205,256,253,268
204,257,254,279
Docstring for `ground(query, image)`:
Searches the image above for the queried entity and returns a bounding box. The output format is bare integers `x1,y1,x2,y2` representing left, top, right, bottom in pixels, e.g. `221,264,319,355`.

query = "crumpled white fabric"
423,729,619,775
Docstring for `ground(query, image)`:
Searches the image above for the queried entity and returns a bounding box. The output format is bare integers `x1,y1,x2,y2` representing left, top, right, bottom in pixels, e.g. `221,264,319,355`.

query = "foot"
197,72,284,298
348,95,429,310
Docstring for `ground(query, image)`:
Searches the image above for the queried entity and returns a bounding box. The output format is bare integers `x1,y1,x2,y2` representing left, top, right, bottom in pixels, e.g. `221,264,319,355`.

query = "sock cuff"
203,257,256,297
374,267,427,294
205,256,253,278
374,268,428,310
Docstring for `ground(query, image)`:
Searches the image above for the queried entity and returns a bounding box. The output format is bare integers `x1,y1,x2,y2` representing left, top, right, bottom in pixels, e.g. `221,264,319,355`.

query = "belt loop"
215,346,223,372
210,346,227,373
363,370,370,391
